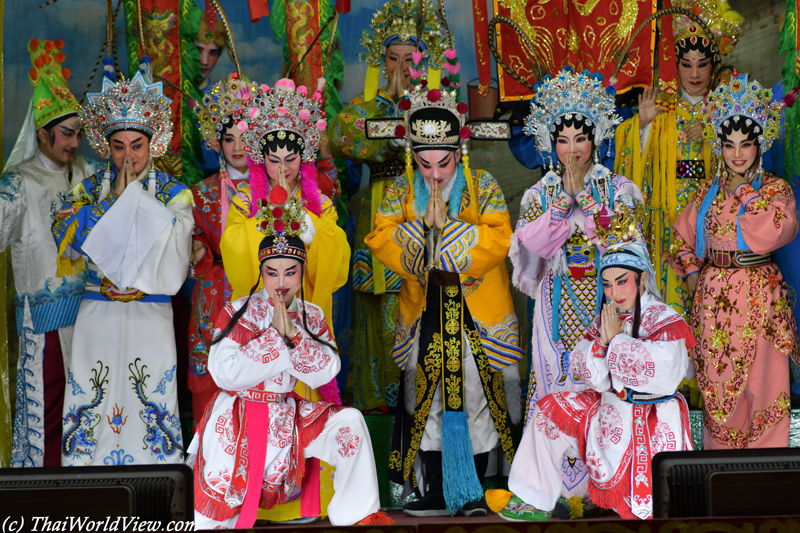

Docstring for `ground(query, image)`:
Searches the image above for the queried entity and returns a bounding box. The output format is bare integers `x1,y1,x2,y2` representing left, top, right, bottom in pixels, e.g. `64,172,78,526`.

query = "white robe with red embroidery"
508,292,695,519
188,291,379,528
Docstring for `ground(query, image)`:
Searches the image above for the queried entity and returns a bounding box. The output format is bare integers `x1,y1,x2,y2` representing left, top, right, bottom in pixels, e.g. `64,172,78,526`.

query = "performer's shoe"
497,495,553,522
402,492,450,517
461,497,489,517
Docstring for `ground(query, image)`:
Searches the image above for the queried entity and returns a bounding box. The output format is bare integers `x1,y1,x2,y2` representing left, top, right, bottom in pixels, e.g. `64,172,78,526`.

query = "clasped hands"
423,179,448,231
269,291,298,341
598,303,624,347
561,153,585,197
113,154,139,197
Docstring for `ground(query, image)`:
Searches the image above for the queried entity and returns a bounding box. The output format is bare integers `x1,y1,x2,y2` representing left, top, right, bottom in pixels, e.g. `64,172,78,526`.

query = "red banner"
248,0,270,22
492,0,657,101
473,0,492,97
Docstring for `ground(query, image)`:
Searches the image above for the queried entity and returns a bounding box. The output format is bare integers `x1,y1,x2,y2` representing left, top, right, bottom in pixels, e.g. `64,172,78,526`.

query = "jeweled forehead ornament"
703,73,784,155
80,70,173,159
241,78,326,164
523,66,621,156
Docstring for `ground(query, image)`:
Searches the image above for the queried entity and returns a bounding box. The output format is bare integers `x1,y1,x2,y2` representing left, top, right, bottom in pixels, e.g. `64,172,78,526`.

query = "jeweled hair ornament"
523,66,621,157
195,75,257,153
241,78,326,164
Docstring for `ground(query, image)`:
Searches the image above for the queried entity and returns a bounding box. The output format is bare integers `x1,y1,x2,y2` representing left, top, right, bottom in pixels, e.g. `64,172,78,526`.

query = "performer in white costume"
495,232,694,521
52,65,193,466
3,38,102,468
189,203,391,528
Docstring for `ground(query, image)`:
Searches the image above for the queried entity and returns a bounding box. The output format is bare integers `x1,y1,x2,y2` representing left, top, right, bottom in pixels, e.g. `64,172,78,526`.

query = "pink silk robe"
671,173,800,449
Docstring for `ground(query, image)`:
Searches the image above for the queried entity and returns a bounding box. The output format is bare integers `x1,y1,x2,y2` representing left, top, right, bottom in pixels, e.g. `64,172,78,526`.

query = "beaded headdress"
523,67,621,156
703,74,783,155
81,70,173,159
359,0,448,70
255,186,308,264
198,0,227,49
195,76,257,153
241,78,326,164
672,0,743,61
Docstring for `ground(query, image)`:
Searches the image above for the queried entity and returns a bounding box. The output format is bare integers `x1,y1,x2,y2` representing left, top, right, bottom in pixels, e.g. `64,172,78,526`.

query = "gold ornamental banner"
493,0,657,101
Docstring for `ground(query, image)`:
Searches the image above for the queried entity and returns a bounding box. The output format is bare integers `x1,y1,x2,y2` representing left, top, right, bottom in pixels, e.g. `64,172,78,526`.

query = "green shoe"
498,495,553,522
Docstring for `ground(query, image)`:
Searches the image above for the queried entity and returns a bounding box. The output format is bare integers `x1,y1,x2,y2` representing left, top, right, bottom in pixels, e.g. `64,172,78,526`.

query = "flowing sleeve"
286,303,340,388
207,304,293,391
438,172,513,277
737,177,799,254
80,177,194,295
328,91,402,164
606,331,690,395
189,185,221,282
0,169,27,248
302,198,350,323
364,178,426,278
52,177,118,256
570,316,613,392
508,185,561,296
670,182,709,278
220,188,262,300
515,187,573,259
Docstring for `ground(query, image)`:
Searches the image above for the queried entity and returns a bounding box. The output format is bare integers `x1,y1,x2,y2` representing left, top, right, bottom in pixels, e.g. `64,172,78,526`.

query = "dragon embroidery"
129,358,183,461
62,361,109,460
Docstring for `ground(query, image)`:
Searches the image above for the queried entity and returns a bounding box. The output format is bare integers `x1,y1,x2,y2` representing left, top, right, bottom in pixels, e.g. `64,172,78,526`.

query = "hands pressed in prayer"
275,165,291,202
190,241,206,268
386,57,409,99
562,153,584,197
271,293,298,340
113,154,136,197
424,179,448,230
638,85,663,127
599,303,624,346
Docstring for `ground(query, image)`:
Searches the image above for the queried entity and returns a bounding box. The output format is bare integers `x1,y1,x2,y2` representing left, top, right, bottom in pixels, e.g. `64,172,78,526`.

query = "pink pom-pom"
297,85,308,96
459,126,471,140
277,106,289,116
275,78,296,92
427,89,441,103
444,48,457,60
299,109,311,119
412,51,423,65
316,119,327,130
457,102,468,115
237,120,248,132
249,107,260,119
443,62,460,75
395,125,406,138
261,84,269,91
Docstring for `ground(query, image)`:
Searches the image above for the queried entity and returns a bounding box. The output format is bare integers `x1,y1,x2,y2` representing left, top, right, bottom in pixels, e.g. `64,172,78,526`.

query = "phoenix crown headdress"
241,78,326,164
523,67,621,156
672,0,743,60
195,76,257,153
703,74,783,155
81,70,173,159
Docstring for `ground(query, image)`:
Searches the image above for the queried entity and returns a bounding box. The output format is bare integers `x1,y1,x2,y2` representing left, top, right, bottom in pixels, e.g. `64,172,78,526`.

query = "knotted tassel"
485,489,513,513
98,163,112,202
441,410,484,514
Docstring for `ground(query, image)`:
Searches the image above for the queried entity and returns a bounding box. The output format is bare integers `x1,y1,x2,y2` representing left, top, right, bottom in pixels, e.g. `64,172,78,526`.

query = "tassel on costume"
568,496,584,519
485,489,513,513
441,410,484,514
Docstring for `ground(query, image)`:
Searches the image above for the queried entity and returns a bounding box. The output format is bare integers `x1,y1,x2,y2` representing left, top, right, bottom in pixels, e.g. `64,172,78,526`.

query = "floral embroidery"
335,427,360,458
594,403,624,449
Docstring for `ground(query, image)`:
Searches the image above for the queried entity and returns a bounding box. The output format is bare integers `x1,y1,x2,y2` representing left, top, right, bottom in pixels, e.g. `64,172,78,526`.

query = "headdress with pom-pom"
703,73,784,155
27,38,80,130
195,75,257,153
672,0,743,61
241,78,326,164
523,66,621,157
255,185,308,264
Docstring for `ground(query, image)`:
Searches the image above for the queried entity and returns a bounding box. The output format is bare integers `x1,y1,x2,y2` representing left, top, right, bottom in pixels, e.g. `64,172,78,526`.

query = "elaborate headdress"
359,0,450,100
198,0,227,49
672,0,743,61
195,76,257,153
703,74,783,155
28,39,80,130
523,67,621,157
241,78,326,164
80,70,173,159
255,186,308,264
599,241,660,298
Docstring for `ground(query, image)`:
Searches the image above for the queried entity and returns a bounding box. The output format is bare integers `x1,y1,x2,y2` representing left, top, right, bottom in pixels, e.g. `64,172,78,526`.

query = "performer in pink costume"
671,75,800,449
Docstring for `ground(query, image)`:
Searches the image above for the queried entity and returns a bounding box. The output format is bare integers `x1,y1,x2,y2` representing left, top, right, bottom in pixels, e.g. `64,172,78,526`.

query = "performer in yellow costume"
615,0,743,318
219,77,349,523
328,0,449,412
365,53,523,516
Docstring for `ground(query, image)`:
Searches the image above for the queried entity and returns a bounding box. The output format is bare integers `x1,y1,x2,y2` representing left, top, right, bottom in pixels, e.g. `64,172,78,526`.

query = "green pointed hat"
28,39,81,130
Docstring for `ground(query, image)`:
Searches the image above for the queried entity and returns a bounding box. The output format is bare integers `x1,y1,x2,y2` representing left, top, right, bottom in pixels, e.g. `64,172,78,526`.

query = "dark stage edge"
220,512,800,532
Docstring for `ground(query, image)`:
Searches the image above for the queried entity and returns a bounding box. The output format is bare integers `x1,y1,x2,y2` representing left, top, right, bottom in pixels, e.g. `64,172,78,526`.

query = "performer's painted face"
722,129,758,177
195,42,222,82
38,115,82,168
601,267,645,312
221,122,248,173
109,130,151,176
262,257,304,306
555,124,593,173
414,149,461,189
678,50,712,97
385,44,416,83
265,144,302,187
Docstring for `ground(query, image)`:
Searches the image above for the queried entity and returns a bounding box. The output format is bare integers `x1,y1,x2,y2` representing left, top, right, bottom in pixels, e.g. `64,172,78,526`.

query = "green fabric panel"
179,0,203,186
780,0,799,176
123,0,140,76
